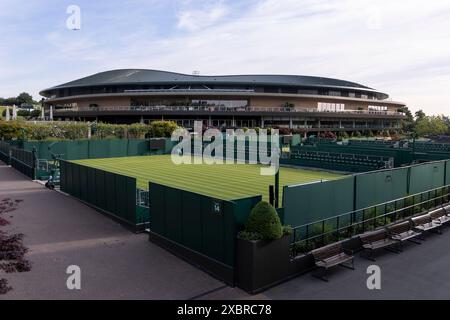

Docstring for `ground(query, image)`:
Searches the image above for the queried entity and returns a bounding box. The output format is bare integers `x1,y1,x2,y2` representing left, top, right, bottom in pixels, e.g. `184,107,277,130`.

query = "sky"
1,0,450,115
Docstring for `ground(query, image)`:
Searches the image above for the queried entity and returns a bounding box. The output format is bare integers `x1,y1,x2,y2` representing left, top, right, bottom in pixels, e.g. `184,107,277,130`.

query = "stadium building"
40,69,406,132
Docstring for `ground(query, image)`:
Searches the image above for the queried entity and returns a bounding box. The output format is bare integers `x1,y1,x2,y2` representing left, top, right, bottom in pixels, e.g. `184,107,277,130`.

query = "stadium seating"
288,149,392,172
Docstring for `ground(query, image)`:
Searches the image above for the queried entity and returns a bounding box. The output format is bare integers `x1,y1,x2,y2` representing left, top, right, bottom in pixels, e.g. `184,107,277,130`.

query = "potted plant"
236,201,294,293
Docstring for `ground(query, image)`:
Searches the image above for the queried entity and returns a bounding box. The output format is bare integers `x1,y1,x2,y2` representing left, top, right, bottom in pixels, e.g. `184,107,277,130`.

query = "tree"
415,116,448,137
16,92,34,105
398,106,414,132
415,110,426,121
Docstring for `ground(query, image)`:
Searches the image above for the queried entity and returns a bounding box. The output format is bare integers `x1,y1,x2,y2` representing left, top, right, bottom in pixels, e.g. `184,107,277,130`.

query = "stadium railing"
290,185,450,256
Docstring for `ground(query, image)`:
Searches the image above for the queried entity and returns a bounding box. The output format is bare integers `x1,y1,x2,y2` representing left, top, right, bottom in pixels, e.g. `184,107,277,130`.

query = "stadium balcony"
52,105,405,116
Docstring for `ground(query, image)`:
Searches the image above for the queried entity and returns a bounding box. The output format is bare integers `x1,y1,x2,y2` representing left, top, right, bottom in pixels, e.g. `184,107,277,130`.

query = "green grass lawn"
72,155,344,201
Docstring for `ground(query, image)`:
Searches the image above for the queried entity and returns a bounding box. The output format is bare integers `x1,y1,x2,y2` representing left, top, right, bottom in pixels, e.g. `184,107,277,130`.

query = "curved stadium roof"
40,69,387,98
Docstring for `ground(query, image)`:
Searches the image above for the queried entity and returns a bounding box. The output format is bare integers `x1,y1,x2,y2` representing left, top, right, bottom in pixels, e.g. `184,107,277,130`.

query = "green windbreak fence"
60,160,148,231
23,139,151,161
0,141,11,164
283,160,450,227
149,182,261,268
355,168,409,209
10,148,35,179
447,160,450,185
409,161,446,194
282,177,355,227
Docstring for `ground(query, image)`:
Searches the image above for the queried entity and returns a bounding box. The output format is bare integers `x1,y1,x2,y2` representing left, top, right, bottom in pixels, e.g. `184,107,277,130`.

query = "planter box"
236,235,315,294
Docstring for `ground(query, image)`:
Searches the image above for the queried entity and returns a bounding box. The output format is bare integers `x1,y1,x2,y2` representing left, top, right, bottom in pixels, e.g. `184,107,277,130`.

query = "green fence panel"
59,161,66,192
73,164,81,199
89,140,111,159
79,165,88,202
149,182,258,267
283,177,355,227
125,177,137,224
25,139,151,160
409,161,446,194
165,187,183,243
103,172,115,214
446,160,450,185
149,183,167,235
181,191,203,253
60,160,139,229
109,140,128,158
65,161,73,195
232,196,263,226
355,168,409,209
201,197,226,263
86,166,96,205
127,139,148,156
0,142,11,165
165,139,176,154
66,140,89,160
95,169,106,209
24,141,67,160
114,174,126,220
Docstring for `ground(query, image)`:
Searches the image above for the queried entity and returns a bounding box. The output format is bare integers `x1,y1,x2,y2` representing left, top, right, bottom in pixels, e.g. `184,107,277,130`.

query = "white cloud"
176,1,229,31
2,0,450,115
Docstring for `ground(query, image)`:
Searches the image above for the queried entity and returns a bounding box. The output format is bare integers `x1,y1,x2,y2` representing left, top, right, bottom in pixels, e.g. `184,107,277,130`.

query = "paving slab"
0,164,246,300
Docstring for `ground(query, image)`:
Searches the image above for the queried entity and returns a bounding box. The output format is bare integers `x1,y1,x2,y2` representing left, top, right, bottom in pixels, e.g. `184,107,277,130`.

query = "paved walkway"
0,164,249,300
3,163,450,300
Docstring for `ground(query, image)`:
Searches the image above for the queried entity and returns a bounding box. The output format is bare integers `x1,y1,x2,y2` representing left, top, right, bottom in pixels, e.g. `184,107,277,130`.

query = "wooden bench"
385,221,422,250
311,242,354,281
359,229,400,261
410,213,442,236
431,205,450,224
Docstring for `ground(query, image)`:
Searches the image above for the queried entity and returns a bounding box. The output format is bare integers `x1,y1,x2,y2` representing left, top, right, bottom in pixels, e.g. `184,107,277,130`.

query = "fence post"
32,147,37,179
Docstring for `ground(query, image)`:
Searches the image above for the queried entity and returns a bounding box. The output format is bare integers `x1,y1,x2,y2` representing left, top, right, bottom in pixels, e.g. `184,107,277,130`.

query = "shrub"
282,225,293,236
245,201,283,240
149,121,178,138
128,123,149,139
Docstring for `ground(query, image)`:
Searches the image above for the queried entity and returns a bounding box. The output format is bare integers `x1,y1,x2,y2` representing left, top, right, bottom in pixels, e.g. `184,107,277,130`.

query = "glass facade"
130,98,248,108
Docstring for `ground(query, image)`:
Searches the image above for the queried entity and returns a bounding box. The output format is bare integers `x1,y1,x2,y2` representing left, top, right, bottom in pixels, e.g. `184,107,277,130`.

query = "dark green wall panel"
105,172,116,214
446,160,450,185
60,160,139,228
355,168,409,209
283,177,355,227
181,192,203,253
409,162,446,194
149,182,257,267
149,183,166,235
165,188,183,243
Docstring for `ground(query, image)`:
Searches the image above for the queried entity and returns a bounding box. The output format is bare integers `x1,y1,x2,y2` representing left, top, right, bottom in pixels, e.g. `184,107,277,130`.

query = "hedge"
0,120,178,141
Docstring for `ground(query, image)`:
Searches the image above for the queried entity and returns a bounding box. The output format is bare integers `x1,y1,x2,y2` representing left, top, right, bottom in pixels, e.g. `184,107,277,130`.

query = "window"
368,105,388,111
318,102,345,112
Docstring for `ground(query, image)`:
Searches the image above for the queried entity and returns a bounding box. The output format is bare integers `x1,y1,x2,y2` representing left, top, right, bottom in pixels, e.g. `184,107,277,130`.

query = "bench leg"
384,246,401,254
312,267,328,282
340,259,355,270
361,249,376,261
408,238,422,245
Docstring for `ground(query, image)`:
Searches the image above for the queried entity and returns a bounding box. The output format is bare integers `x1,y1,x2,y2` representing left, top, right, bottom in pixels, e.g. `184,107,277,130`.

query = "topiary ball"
245,201,283,240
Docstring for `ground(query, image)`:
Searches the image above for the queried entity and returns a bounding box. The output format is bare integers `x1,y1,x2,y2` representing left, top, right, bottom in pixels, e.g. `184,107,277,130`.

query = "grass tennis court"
72,155,344,201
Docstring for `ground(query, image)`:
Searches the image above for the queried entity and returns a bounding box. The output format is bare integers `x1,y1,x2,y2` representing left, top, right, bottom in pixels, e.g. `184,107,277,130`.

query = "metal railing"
53,105,405,116
290,185,450,256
